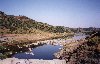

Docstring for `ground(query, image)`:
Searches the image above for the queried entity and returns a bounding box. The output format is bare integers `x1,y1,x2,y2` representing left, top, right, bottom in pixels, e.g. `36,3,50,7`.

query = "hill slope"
0,11,71,34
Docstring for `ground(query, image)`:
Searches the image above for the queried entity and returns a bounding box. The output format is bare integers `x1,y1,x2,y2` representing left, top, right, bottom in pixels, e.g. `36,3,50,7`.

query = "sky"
0,0,100,28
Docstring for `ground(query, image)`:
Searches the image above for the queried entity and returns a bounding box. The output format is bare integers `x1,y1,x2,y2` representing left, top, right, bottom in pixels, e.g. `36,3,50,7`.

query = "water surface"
12,44,62,60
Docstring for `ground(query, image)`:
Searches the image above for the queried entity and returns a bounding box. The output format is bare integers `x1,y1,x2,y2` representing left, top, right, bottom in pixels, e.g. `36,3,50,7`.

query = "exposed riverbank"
0,33,74,46
54,32,100,64
54,39,87,59
0,58,66,64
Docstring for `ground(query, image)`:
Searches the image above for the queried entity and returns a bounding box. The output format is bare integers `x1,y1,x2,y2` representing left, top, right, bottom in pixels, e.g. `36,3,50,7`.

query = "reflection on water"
12,44,62,60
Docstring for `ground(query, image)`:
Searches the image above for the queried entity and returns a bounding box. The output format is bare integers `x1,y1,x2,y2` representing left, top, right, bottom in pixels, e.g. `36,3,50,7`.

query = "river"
12,44,62,60
12,33,86,60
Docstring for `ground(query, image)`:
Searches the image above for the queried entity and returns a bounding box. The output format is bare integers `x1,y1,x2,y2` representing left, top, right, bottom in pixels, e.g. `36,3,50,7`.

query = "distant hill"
0,11,71,34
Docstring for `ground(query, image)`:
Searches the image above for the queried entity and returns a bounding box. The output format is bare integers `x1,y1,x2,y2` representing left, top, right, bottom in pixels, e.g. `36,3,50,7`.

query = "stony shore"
0,58,66,64
54,39,87,59
54,36,100,64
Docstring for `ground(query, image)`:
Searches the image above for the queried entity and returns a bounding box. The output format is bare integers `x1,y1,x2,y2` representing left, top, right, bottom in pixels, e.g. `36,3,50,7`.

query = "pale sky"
0,0,100,28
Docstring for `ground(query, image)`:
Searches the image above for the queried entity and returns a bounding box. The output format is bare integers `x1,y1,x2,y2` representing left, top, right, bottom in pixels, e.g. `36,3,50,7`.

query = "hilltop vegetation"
0,11,71,34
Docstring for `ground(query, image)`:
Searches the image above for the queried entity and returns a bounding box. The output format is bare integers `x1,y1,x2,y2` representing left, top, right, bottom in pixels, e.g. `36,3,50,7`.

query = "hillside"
0,11,74,45
0,11,71,34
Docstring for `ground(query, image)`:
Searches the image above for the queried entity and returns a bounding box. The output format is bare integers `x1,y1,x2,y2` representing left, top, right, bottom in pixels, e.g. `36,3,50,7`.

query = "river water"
12,33,86,60
12,44,62,60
